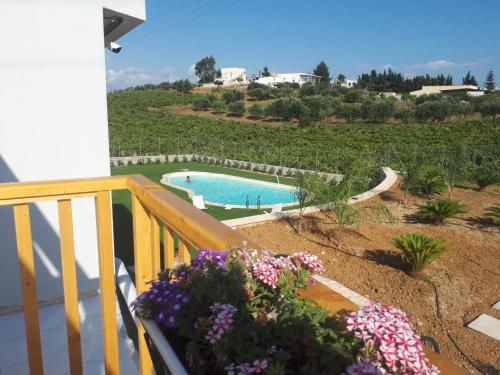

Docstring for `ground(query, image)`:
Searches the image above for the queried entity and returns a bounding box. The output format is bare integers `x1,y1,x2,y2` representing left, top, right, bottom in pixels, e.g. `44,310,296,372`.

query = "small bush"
473,169,499,190
245,162,252,170
416,199,467,224
182,155,188,162
268,167,275,174
483,204,500,226
137,159,144,165
173,156,179,163
202,156,208,163
117,160,124,167
416,166,447,194
125,160,131,166
211,100,226,114
155,158,161,164
393,233,449,275
192,95,211,111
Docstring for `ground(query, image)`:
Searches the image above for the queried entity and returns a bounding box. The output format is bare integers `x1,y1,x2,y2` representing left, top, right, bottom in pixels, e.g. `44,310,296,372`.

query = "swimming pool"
161,171,298,208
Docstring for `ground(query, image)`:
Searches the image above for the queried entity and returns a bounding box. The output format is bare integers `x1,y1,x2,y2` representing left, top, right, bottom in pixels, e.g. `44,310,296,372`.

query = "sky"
105,0,500,91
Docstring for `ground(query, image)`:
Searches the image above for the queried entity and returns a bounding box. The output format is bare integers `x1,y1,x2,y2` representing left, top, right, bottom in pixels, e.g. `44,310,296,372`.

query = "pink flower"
345,303,440,374
291,252,324,273
251,359,268,373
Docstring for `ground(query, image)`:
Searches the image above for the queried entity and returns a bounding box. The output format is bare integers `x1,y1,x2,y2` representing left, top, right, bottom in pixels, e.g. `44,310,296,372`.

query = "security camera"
108,42,122,54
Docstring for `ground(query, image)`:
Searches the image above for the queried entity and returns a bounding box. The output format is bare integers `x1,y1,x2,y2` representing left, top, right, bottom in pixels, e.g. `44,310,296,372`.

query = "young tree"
313,61,331,83
443,144,469,198
292,172,315,233
462,71,478,86
484,70,496,92
227,101,246,116
248,103,264,119
222,89,245,104
262,66,271,77
478,95,500,121
194,56,217,84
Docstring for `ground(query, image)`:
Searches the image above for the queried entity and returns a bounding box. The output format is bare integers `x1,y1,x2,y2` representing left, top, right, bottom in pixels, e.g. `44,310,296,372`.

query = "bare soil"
237,179,500,374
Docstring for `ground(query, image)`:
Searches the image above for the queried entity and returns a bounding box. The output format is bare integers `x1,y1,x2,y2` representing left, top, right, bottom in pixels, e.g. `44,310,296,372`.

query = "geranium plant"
133,248,439,375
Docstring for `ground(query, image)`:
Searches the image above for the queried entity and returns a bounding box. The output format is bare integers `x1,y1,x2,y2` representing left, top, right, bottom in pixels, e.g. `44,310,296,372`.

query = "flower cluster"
226,359,268,375
251,251,322,289
291,252,324,273
205,303,237,344
345,303,439,375
191,249,228,270
134,280,191,328
344,359,385,375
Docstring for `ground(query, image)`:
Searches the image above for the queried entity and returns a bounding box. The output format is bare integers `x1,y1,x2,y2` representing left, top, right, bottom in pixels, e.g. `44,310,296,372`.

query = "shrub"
477,95,500,121
248,103,264,119
137,159,144,165
117,160,124,167
483,204,500,226
473,168,499,190
222,89,245,104
415,166,447,194
173,156,179,162
245,162,252,170
393,233,449,275
227,101,246,116
247,87,271,101
268,167,275,174
211,100,226,114
202,155,208,163
362,99,396,123
394,108,414,123
182,155,188,162
416,199,467,224
193,95,212,111
415,100,450,122
155,158,161,164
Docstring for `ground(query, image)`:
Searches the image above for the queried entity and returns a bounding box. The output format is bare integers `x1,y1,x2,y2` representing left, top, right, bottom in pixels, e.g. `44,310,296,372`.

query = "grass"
110,162,297,265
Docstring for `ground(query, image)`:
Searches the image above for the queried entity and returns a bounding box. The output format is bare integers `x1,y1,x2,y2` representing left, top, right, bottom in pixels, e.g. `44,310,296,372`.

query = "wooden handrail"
0,175,467,375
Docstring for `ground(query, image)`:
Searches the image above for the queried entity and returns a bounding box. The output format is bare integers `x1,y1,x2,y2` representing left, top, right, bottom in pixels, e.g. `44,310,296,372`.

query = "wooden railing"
0,175,251,375
0,175,467,375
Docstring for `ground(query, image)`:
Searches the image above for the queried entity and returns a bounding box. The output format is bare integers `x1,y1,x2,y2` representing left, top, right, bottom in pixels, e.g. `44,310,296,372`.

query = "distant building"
255,73,320,86
410,85,482,97
219,67,247,85
341,79,357,88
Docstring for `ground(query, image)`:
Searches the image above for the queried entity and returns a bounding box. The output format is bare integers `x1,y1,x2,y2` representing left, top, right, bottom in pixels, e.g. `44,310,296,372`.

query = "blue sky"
106,0,500,90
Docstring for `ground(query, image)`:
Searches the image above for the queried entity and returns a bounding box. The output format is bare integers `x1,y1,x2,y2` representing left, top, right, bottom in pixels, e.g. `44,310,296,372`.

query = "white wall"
0,0,144,307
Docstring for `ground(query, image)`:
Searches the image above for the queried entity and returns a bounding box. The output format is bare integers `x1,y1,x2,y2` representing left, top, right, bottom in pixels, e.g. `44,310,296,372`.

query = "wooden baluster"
163,225,175,269
95,191,119,375
150,214,160,276
13,204,44,375
131,194,154,375
178,237,191,264
57,200,83,375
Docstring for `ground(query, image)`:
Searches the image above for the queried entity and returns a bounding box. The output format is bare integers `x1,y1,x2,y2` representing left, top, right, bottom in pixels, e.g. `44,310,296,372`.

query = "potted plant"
134,249,439,375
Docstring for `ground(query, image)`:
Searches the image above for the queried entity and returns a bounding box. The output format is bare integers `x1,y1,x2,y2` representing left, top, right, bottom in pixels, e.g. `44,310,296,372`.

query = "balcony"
0,175,467,374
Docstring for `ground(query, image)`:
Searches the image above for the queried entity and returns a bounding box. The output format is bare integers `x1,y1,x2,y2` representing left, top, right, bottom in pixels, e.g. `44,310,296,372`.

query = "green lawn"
110,162,298,265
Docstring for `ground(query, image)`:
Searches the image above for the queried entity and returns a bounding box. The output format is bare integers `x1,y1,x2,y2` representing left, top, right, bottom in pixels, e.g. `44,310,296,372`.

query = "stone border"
110,154,343,183
313,275,371,307
159,171,299,209
222,167,397,228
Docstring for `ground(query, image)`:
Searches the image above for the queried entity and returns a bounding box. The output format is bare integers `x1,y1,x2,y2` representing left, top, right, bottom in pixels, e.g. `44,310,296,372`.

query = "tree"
262,66,271,77
415,100,450,122
222,89,245,104
477,95,500,121
227,101,246,116
248,103,264,119
462,71,478,86
292,173,315,232
298,82,318,97
193,95,211,110
194,56,217,84
484,70,496,92
211,100,226,114
171,79,193,93
362,99,396,123
336,73,346,85
313,61,331,83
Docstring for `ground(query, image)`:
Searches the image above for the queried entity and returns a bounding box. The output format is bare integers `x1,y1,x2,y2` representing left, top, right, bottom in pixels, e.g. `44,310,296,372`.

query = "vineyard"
108,90,500,180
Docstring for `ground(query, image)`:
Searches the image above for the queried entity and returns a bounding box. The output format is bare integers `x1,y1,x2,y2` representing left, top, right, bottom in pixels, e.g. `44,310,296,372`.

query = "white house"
219,67,248,85
0,1,145,372
255,73,320,86
341,79,357,88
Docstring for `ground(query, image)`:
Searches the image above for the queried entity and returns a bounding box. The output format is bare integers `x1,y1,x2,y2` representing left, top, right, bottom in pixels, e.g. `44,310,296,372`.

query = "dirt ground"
237,179,500,374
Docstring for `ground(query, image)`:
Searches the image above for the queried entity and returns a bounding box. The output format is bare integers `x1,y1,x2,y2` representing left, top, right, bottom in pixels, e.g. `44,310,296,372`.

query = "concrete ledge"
223,167,397,228
312,275,370,307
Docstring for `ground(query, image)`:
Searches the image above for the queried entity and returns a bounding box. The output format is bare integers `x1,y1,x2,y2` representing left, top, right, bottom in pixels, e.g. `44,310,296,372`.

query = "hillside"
108,89,499,177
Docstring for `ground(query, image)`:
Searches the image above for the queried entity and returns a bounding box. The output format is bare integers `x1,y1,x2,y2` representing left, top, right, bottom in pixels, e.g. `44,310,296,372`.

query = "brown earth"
237,179,500,374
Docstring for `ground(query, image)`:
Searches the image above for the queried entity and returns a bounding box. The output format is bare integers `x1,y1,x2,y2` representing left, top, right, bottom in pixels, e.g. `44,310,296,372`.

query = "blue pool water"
168,173,298,207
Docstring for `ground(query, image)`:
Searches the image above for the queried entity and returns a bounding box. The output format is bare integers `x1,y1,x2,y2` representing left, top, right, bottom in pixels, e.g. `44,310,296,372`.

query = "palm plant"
484,204,500,226
393,234,449,277
473,169,499,191
416,199,467,224
416,165,447,195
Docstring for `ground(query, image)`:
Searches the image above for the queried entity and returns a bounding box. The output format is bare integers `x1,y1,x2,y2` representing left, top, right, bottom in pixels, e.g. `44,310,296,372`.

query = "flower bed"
133,249,439,374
